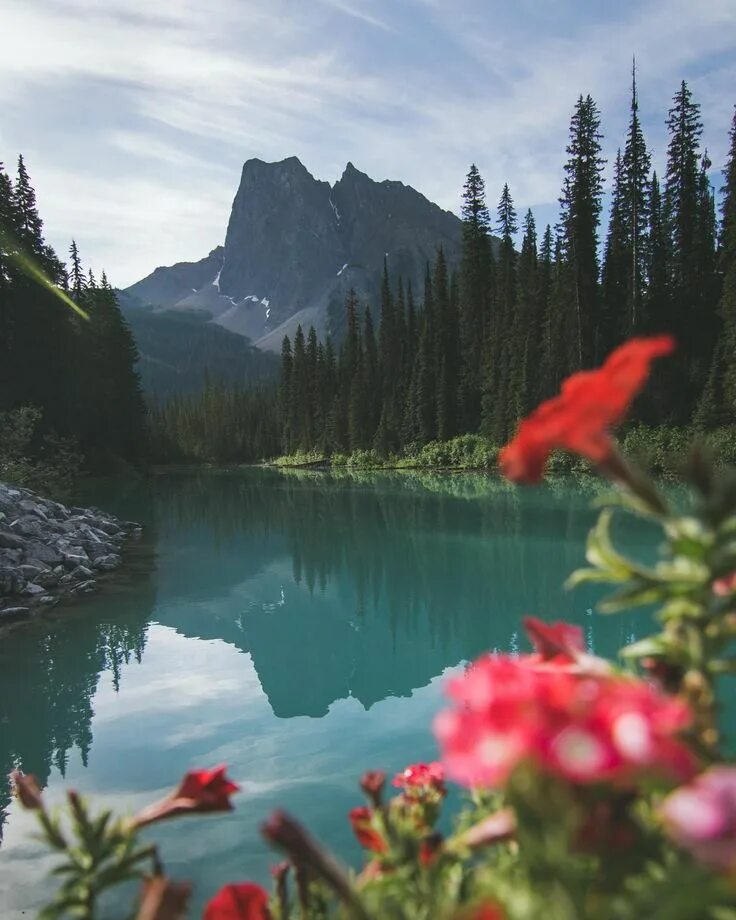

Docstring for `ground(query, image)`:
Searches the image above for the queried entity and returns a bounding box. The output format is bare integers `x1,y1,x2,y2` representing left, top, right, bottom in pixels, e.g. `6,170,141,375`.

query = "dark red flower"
132,766,239,828
523,617,584,662
360,770,386,806
349,806,387,853
499,336,675,483
419,832,443,865
454,902,506,920
136,875,191,920
174,766,239,811
203,883,271,920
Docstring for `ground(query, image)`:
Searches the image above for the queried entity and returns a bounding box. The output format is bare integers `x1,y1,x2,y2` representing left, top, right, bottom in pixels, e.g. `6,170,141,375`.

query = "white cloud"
1,0,733,285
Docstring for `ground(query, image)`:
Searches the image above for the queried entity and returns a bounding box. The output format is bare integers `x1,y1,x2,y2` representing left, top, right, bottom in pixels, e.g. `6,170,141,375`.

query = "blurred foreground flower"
132,766,240,828
662,767,736,870
499,335,674,484
435,621,694,789
203,883,271,920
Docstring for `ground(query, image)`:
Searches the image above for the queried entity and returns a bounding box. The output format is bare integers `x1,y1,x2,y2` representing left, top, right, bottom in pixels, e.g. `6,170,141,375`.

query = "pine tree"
458,164,494,430
560,94,606,368
14,155,44,257
600,151,629,356
664,81,715,418
718,107,736,417
622,60,652,334
68,240,86,298
511,209,540,418
279,335,293,452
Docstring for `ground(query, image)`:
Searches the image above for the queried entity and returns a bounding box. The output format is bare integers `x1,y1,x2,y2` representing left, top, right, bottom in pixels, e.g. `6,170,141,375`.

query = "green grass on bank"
271,434,499,471
270,426,736,477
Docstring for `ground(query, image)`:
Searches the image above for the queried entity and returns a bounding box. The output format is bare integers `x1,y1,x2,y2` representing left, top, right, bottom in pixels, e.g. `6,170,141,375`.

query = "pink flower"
203,883,271,920
435,646,694,789
392,762,446,796
714,572,736,597
662,768,736,870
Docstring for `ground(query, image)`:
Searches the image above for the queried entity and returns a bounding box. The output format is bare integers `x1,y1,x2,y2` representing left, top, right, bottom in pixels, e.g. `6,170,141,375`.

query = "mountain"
123,157,465,353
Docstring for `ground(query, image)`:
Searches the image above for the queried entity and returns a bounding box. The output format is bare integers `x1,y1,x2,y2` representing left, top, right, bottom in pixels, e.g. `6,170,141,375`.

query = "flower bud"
360,770,386,807
136,875,191,920
10,771,44,811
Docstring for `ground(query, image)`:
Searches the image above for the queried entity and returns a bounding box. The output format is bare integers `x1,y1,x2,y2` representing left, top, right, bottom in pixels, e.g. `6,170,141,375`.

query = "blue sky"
2,0,735,287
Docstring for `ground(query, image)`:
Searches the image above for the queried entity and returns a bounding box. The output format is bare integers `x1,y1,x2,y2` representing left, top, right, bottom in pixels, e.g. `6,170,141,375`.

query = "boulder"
23,541,63,565
0,531,25,550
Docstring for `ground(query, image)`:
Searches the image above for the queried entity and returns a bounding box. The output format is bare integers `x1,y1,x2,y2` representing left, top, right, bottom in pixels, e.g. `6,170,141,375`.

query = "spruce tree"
718,107,736,416
482,184,517,440
601,151,629,356
622,60,651,333
511,209,540,418
664,81,714,418
559,94,606,367
279,335,293,452
458,164,494,430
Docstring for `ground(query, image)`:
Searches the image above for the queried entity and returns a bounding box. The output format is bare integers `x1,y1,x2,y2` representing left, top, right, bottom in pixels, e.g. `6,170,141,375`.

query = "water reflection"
0,543,156,841
140,470,646,718
0,470,649,842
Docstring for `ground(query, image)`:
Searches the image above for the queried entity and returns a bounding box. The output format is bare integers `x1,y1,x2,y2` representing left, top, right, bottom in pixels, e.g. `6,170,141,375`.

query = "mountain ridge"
124,156,467,352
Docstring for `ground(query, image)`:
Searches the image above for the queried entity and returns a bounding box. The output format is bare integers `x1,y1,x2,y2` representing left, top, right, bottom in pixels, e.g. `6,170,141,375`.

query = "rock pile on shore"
0,482,142,622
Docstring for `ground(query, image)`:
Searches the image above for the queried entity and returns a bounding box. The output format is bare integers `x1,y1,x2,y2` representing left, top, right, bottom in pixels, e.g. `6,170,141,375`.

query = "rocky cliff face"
124,157,464,351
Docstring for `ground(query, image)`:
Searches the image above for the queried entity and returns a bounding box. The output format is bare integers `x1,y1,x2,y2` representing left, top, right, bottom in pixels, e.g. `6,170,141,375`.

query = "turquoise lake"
0,469,654,917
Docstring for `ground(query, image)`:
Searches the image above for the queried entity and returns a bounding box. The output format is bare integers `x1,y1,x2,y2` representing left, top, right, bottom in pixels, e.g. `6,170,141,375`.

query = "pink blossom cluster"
434,619,695,789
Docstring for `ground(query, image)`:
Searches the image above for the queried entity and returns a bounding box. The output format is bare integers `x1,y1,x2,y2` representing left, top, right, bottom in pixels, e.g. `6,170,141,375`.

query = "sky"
1,0,735,288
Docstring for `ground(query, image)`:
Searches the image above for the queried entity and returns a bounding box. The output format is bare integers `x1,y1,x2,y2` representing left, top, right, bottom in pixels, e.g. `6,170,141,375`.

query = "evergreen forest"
3,73,736,474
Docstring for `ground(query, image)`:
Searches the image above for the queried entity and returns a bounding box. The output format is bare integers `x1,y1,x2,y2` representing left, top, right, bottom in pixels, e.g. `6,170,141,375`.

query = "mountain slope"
118,292,278,399
123,157,466,352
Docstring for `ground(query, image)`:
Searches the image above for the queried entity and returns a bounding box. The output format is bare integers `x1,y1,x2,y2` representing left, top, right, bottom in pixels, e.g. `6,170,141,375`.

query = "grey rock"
19,563,47,579
0,531,25,550
23,582,46,597
93,554,122,572
24,541,63,565
0,566,23,596
35,570,60,588
71,564,94,580
39,595,59,607
97,520,120,536
73,580,98,594
0,606,31,619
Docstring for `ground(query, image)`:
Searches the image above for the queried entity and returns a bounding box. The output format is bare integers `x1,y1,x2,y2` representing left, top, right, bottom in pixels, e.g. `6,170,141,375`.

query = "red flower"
524,617,584,662
454,902,506,920
435,646,694,789
349,806,387,853
499,336,675,483
132,766,240,828
203,883,271,920
392,762,446,796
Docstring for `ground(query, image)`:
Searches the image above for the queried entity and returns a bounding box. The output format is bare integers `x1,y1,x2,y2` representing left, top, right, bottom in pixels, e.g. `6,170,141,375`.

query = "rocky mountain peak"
124,157,466,351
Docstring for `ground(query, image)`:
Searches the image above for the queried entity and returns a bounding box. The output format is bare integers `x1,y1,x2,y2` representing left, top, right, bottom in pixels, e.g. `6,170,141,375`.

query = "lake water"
0,468,652,916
